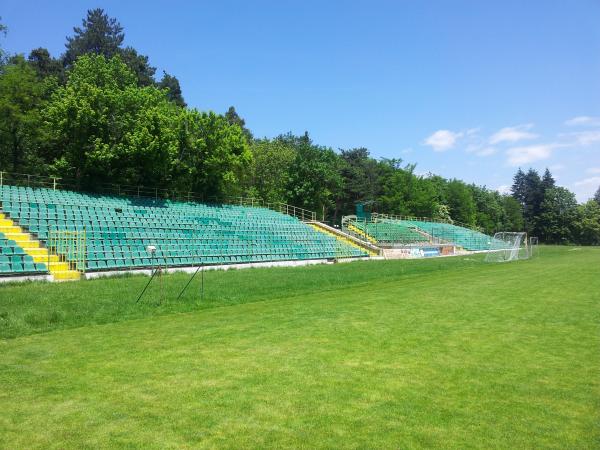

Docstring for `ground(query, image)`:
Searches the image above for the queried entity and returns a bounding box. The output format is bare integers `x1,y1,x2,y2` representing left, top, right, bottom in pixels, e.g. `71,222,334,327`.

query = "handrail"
369,212,483,233
0,171,316,222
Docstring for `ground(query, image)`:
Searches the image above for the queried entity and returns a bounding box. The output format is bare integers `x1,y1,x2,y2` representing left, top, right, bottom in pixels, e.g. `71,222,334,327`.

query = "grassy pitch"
1,247,599,448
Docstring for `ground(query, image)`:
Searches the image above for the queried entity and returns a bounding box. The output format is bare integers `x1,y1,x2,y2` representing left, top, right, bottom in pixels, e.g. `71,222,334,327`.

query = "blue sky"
3,0,600,201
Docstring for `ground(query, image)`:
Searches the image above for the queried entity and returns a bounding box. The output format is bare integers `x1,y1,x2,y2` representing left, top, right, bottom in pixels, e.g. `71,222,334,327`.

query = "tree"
158,71,186,107
433,203,452,223
594,186,600,206
446,179,476,225
501,196,524,231
0,56,50,173
173,110,251,198
63,9,159,87
538,187,578,243
511,168,527,206
471,185,504,234
541,168,555,191
245,138,295,203
337,148,381,218
0,17,8,65
27,48,63,80
283,133,342,220
574,200,600,245
43,54,179,188
119,46,156,86
225,106,252,141
63,9,124,65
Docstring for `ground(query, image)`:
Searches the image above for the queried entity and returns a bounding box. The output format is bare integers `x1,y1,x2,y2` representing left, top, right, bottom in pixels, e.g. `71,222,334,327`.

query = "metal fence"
0,171,316,222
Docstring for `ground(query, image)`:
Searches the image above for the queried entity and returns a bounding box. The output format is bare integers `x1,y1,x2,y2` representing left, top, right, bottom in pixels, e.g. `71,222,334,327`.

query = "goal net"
485,232,529,262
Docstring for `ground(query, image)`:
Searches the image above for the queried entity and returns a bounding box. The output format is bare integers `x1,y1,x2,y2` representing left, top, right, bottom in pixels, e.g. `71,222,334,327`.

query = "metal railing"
370,212,482,233
47,229,87,273
0,171,316,222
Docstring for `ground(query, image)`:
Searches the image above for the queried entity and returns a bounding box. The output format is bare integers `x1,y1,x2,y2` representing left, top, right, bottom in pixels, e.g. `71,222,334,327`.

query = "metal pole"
136,252,157,304
176,264,201,300
201,262,204,300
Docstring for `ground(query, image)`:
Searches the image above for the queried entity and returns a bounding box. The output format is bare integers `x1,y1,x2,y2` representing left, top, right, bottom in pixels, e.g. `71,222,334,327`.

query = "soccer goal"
485,232,529,262
529,236,539,258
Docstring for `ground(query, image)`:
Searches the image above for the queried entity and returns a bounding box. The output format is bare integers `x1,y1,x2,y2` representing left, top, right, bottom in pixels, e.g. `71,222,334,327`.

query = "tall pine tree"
63,9,124,65
541,168,555,191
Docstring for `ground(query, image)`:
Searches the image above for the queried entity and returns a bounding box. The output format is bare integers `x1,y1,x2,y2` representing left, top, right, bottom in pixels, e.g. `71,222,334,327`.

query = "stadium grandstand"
0,174,510,282
342,212,504,258
0,181,376,281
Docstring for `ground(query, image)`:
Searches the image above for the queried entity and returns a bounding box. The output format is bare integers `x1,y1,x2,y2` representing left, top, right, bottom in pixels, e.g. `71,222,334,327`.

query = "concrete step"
23,247,49,257
53,270,81,281
0,226,23,234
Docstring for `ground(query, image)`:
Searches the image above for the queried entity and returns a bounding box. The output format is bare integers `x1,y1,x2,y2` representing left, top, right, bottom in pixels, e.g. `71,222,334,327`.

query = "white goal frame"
485,232,529,262
529,236,539,258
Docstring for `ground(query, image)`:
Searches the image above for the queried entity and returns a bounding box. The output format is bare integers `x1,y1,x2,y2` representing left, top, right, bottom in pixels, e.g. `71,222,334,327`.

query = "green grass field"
1,247,599,448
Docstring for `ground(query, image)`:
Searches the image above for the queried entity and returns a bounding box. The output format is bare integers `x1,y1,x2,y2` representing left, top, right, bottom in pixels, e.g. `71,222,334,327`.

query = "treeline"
511,169,600,245
0,9,599,244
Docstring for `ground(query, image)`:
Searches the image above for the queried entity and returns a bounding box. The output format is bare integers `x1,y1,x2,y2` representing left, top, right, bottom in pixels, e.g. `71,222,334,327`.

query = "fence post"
0,171,3,187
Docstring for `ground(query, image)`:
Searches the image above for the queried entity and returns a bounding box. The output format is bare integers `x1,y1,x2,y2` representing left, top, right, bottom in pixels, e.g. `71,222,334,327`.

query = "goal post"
529,236,539,258
485,232,529,262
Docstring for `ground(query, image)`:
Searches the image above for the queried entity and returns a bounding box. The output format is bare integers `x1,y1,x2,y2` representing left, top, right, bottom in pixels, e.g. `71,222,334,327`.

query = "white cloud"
475,147,497,157
423,130,463,152
496,185,511,195
574,176,600,187
505,143,561,166
561,130,600,146
549,164,565,171
572,176,600,202
489,124,538,145
564,116,600,127
586,167,600,174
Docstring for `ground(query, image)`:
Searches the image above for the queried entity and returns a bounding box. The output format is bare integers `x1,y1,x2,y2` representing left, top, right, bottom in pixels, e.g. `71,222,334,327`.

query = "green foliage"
0,8,595,244
446,179,476,225
158,71,186,106
338,148,381,217
0,16,7,64
174,109,251,198
377,160,438,218
433,203,452,222
594,186,600,206
27,48,63,80
575,200,600,245
246,138,295,203
538,187,578,243
0,56,53,173
43,54,179,187
119,46,157,87
284,133,343,218
63,8,124,65
225,106,253,141
63,9,158,88
501,195,525,231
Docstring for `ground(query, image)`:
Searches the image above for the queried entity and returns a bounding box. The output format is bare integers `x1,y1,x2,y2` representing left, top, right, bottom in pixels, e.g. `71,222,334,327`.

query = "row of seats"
398,220,494,251
0,185,367,275
0,233,47,274
351,220,429,243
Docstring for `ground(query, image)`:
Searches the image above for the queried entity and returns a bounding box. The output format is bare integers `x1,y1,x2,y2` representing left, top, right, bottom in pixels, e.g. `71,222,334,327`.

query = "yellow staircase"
308,222,379,257
347,223,378,244
0,212,81,281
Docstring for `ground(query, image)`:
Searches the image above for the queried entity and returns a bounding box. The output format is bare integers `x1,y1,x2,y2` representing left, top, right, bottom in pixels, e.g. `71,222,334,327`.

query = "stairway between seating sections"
0,211,80,280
